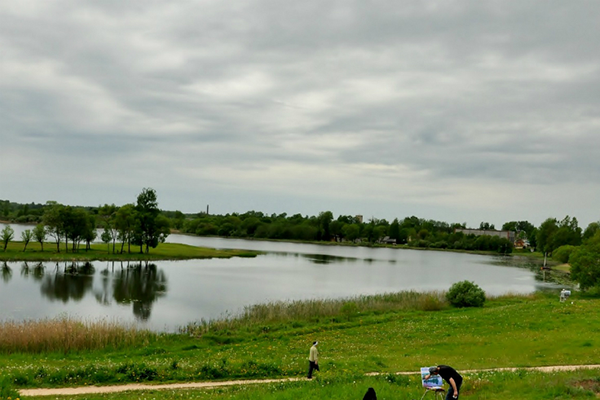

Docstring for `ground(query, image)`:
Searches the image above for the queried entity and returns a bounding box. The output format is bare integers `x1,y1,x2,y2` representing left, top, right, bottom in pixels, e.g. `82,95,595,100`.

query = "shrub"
553,245,576,263
446,281,486,308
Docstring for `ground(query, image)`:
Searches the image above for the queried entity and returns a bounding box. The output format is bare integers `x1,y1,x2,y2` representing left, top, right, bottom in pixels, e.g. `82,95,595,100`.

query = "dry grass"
0,315,155,354
182,290,448,335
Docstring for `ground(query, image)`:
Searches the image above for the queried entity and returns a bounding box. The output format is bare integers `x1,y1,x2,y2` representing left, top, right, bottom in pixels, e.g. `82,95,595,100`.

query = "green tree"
583,222,600,243
134,188,170,253
82,216,97,252
479,222,495,230
1,225,14,251
389,218,401,243
43,202,64,252
570,233,600,291
446,280,486,308
101,227,113,254
317,211,333,241
114,204,137,253
33,223,47,252
64,207,91,252
21,229,33,251
342,223,360,242
537,218,558,254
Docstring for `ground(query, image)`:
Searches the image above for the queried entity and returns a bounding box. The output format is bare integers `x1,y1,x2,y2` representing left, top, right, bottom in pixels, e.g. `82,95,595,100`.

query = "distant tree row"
3,194,599,258
178,212,514,253
1,188,169,254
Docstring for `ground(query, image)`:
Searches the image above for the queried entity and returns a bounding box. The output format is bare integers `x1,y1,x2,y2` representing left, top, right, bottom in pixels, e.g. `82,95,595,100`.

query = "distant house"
514,238,530,249
379,236,397,245
454,228,516,243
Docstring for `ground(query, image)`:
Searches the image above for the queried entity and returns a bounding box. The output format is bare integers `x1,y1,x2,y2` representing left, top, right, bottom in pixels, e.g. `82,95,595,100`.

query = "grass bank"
2,290,600,396
22,369,600,400
0,241,259,262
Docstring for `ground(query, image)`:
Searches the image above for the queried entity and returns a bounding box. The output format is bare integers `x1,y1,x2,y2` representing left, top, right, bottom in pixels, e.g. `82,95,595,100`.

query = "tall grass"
181,290,448,335
0,316,156,354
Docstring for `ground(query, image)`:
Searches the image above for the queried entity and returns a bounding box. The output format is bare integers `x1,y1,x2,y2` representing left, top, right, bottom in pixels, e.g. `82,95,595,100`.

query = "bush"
446,281,486,308
553,245,576,263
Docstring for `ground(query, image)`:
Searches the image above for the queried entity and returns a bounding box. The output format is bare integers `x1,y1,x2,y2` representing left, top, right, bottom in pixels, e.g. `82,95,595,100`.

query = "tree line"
1,188,169,254
5,191,600,291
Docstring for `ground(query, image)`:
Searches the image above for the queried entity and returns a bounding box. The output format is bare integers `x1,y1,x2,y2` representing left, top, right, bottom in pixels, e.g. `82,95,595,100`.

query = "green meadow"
2,290,600,399
0,241,259,261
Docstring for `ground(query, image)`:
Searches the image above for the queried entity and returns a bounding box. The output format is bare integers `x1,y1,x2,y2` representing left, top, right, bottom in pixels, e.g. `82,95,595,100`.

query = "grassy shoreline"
2,291,600,393
0,241,259,261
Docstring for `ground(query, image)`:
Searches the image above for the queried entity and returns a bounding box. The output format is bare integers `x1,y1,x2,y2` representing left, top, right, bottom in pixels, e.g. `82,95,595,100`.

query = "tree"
33,224,47,252
1,225,14,251
134,188,170,253
479,222,495,230
43,202,64,252
389,218,401,243
82,214,97,251
21,229,33,252
114,204,137,253
101,226,113,254
583,222,600,243
317,211,333,241
342,223,360,242
446,280,486,307
551,216,582,251
536,218,558,254
570,233,600,291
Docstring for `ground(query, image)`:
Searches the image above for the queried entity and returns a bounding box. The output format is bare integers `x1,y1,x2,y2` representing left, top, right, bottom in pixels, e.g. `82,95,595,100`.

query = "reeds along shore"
1,291,450,353
0,316,154,354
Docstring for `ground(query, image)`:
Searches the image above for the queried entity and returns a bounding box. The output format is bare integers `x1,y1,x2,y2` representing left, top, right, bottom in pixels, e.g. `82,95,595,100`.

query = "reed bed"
182,290,448,335
0,316,155,354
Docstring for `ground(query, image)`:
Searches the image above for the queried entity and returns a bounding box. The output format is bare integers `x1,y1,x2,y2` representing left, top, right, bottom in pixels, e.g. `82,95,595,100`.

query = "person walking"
307,341,319,379
424,365,463,399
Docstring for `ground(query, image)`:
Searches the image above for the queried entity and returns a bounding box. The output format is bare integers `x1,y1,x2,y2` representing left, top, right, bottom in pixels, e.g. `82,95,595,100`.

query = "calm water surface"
0,223,559,332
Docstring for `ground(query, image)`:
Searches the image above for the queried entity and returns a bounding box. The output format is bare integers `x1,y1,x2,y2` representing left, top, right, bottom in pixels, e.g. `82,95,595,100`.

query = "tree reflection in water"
4,259,169,322
111,262,167,321
1,261,12,283
40,262,95,303
20,261,45,281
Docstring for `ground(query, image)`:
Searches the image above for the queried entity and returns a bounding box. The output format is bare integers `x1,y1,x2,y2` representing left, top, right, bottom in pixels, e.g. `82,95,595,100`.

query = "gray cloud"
1,0,600,227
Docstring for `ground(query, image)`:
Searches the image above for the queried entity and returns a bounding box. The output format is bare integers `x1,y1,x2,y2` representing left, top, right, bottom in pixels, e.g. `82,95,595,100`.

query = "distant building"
355,215,363,223
454,228,516,243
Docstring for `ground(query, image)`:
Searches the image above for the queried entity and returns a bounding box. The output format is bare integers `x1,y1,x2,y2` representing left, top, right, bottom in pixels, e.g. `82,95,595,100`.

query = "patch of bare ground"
19,365,600,397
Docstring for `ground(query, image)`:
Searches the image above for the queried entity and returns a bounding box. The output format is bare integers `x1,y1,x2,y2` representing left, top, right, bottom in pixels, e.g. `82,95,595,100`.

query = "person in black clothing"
362,387,377,400
424,365,463,400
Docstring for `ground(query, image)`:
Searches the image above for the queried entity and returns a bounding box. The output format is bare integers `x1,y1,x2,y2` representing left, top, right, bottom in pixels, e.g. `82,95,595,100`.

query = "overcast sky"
1,1,599,228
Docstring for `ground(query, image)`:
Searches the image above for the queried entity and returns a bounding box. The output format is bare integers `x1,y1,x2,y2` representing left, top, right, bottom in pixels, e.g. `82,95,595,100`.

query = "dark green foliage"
553,245,576,263
0,376,19,400
570,241,600,291
446,280,486,308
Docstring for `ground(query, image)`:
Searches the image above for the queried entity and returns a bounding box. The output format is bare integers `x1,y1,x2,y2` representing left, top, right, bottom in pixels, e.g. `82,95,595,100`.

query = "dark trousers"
445,380,462,400
307,361,319,378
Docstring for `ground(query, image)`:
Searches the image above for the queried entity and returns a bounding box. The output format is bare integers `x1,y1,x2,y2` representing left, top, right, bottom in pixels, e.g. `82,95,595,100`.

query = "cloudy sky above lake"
2,1,599,228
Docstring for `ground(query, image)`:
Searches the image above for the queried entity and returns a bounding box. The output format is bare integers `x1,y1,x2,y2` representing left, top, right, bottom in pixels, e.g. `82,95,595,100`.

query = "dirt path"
20,365,600,397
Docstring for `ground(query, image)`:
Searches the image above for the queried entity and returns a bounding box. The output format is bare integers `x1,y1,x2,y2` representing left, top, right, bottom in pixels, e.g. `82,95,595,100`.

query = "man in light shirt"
307,341,319,379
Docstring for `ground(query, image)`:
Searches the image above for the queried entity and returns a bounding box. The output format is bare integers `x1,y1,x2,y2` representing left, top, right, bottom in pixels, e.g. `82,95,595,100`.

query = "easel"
420,387,445,400
420,367,446,400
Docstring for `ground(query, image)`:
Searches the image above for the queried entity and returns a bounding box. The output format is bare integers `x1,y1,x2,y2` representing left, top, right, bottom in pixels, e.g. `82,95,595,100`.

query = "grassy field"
2,290,600,399
0,241,259,261
20,369,600,400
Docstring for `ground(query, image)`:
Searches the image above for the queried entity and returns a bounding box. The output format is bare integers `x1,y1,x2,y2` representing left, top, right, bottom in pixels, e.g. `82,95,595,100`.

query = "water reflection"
40,262,95,303
1,262,12,283
110,262,167,321
301,253,359,264
4,260,168,322
20,261,45,281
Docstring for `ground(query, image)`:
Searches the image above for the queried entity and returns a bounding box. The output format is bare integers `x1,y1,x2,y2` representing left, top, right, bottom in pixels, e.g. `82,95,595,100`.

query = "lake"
0,223,560,332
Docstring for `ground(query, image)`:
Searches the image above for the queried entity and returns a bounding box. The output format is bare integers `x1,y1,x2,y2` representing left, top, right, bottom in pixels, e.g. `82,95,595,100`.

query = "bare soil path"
19,364,600,397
